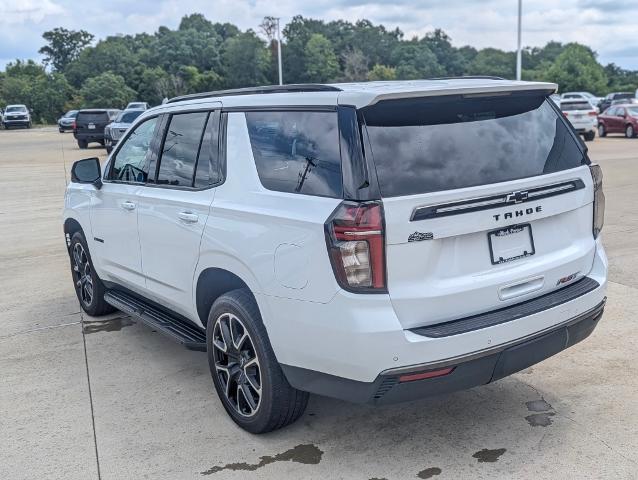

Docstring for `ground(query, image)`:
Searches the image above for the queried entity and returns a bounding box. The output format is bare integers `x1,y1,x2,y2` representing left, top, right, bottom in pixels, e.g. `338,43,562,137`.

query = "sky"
1,0,637,70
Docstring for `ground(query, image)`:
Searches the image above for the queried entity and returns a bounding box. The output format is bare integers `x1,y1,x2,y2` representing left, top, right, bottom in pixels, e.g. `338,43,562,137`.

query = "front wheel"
584,131,596,142
77,139,88,149
206,289,308,433
626,124,635,138
68,232,115,316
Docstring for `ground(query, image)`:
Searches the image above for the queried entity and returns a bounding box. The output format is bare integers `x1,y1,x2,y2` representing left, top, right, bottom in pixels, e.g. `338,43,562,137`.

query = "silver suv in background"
2,104,31,129
560,99,598,141
104,109,145,153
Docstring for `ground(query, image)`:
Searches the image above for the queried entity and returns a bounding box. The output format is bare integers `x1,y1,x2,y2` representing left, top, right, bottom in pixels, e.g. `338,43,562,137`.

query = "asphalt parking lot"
1,128,637,480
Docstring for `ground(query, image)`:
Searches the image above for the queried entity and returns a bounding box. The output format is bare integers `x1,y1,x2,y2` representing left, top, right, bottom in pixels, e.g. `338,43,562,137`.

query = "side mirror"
71,157,102,189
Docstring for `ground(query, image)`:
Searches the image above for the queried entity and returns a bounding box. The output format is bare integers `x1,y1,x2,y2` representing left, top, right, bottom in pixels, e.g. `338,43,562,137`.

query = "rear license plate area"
88,123,96,129
488,224,535,265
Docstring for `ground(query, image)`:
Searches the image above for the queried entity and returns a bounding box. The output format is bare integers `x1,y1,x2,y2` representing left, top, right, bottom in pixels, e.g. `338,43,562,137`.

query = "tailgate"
383,168,595,328
362,91,596,329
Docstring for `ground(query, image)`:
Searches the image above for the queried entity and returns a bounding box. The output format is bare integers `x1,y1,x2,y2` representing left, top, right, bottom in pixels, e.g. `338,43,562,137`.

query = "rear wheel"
206,289,308,433
584,131,595,142
77,139,88,149
598,124,607,137
626,124,635,138
69,232,115,316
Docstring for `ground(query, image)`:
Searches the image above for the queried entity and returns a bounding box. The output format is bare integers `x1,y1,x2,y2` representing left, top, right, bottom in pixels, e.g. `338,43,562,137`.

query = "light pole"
276,17,283,85
516,0,522,81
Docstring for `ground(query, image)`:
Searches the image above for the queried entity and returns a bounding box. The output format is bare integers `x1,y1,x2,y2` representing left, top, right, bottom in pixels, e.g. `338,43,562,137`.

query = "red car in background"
598,104,638,138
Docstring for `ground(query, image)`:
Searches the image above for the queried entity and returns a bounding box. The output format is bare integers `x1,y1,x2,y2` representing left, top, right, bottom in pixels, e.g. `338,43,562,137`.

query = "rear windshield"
627,107,638,116
615,93,633,100
560,102,592,111
116,110,143,123
363,94,586,197
77,112,109,123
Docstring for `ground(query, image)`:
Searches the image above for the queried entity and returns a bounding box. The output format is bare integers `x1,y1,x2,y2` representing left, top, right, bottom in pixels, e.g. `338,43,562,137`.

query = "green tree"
390,41,444,79
305,34,340,82
222,31,270,87
421,29,466,75
468,48,516,79
545,44,608,94
79,72,136,108
367,64,396,81
39,28,94,72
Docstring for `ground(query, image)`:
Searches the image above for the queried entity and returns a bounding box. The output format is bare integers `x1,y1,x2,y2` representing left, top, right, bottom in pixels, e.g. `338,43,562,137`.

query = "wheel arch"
195,267,259,328
63,217,85,251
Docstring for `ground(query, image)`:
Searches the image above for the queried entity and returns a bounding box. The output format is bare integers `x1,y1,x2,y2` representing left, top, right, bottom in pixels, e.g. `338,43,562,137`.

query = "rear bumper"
266,239,607,389
282,299,605,404
74,132,105,141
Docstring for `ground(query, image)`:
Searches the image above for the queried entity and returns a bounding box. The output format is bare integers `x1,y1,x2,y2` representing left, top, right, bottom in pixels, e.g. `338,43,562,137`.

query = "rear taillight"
588,111,597,116
325,201,386,292
563,112,569,117
72,121,76,130
590,164,605,238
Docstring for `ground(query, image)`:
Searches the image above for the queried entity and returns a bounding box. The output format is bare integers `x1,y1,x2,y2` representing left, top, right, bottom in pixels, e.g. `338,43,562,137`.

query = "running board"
104,290,206,351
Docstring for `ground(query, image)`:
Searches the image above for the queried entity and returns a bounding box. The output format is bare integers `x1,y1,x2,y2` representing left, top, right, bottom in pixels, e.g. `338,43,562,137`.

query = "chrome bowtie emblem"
506,190,529,204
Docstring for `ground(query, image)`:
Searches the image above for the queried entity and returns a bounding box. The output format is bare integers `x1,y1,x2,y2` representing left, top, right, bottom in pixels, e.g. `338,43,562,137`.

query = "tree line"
1,13,636,124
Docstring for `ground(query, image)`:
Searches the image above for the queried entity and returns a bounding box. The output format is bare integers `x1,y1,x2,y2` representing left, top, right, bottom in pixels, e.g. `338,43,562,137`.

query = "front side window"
109,117,158,183
363,94,586,197
157,112,209,187
245,111,342,198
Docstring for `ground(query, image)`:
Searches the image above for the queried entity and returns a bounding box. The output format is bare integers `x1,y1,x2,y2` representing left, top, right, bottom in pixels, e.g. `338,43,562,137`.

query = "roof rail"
426,75,506,81
167,84,342,104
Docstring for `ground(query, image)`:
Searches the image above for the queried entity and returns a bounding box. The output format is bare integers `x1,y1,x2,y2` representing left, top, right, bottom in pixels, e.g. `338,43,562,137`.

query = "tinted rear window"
560,102,591,111
116,111,143,123
363,95,586,197
245,111,342,198
615,93,633,100
77,112,109,123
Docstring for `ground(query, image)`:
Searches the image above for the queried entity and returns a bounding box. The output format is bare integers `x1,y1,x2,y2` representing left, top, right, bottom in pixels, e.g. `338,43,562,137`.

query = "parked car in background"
598,92,634,112
73,109,119,149
64,79,607,433
598,104,638,138
549,93,561,105
561,91,602,111
560,100,598,141
125,101,150,110
2,104,32,129
104,109,145,153
611,97,638,106
58,110,78,133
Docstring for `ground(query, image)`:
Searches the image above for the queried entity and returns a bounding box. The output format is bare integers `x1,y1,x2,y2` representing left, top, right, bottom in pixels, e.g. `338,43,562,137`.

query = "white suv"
64,79,608,433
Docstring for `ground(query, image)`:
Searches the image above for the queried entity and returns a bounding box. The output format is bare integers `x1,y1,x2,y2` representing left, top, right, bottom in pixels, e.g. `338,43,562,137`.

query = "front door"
90,115,161,291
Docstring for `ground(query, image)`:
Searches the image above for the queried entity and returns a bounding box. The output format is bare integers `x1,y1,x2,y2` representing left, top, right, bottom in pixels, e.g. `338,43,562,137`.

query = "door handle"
121,201,136,211
178,211,199,223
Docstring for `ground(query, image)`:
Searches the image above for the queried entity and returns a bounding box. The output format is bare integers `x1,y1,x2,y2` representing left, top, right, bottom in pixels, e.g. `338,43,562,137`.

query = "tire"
584,131,595,142
68,232,115,317
77,139,88,149
206,289,309,433
626,124,635,138
598,124,607,137
59,128,64,133
27,122,32,129
106,145,113,154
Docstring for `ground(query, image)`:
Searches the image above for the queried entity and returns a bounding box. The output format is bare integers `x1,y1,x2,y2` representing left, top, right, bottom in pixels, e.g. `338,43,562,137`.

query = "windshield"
561,102,592,111
363,94,586,197
627,107,638,116
64,110,78,118
6,106,26,113
115,110,143,123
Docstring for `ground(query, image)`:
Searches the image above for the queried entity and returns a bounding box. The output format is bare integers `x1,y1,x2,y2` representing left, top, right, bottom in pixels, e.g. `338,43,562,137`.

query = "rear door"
137,106,221,319
362,93,596,329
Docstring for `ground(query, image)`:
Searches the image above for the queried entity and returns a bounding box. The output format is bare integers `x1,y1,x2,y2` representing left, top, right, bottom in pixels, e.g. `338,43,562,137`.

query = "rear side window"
363,95,586,197
157,112,208,187
560,102,591,111
77,112,109,123
245,111,342,198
